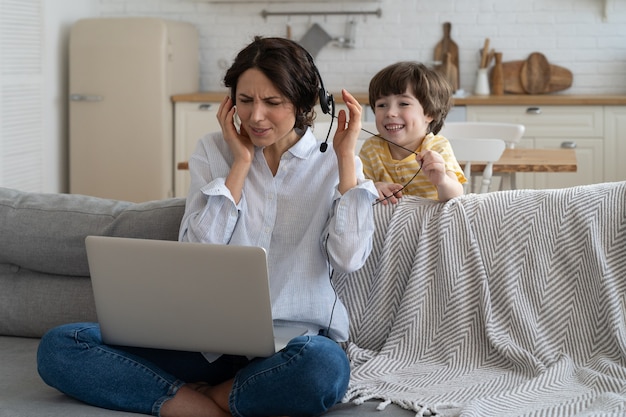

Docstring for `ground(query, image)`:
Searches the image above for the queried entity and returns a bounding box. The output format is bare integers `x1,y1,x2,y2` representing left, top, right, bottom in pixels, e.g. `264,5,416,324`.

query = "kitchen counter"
172,92,626,106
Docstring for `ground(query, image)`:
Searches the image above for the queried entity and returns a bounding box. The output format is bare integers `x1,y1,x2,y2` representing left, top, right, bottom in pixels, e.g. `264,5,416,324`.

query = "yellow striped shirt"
359,133,467,200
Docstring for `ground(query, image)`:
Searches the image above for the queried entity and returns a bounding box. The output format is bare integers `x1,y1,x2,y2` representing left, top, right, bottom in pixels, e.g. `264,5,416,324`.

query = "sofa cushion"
0,265,98,337
0,188,186,277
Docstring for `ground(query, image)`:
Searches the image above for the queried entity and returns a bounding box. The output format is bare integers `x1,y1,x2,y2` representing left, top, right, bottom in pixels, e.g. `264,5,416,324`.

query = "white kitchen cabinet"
466,105,605,189
174,101,220,197
604,106,626,182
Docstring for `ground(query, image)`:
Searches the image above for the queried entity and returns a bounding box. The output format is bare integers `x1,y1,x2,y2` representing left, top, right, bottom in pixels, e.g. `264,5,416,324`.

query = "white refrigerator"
69,17,199,202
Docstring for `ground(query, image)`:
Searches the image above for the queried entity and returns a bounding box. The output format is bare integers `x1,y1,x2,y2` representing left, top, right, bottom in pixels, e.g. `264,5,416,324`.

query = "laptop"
85,235,306,357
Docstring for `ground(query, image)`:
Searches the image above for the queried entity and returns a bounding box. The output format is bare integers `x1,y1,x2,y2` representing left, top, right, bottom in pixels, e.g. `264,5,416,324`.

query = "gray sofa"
1,182,626,417
0,187,411,417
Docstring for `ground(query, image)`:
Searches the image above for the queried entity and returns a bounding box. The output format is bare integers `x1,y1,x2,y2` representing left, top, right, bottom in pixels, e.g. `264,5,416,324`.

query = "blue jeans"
37,323,350,417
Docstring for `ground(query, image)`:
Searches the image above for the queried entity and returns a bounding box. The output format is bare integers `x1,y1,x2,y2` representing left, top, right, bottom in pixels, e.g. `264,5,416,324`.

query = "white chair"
448,138,506,194
439,122,525,189
313,121,378,155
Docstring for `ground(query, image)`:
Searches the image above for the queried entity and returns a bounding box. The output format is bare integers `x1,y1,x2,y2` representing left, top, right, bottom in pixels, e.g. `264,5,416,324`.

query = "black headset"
315,65,334,117
317,74,335,152
300,45,335,152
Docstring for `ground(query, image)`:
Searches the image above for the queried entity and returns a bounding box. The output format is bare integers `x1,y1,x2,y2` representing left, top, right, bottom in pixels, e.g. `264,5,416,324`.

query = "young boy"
360,61,466,204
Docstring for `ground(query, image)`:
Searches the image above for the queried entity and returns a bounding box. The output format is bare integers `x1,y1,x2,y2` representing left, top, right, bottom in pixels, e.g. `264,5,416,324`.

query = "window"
0,0,43,191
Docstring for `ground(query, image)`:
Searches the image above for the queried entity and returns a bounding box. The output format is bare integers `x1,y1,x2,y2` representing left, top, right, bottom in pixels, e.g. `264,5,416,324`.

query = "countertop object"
520,52,551,94
433,22,459,89
500,52,573,95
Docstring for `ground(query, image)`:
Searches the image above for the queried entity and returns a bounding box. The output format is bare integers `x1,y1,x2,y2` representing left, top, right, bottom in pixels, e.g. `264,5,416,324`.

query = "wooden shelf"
172,92,626,106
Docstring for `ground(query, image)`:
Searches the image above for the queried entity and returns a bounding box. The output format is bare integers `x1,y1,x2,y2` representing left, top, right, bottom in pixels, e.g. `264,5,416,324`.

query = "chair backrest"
448,137,506,194
313,121,378,154
440,122,525,149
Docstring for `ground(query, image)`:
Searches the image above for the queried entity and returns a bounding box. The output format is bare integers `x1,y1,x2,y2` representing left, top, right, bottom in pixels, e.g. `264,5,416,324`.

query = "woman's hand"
217,95,254,165
333,89,362,194
217,95,254,203
332,89,362,158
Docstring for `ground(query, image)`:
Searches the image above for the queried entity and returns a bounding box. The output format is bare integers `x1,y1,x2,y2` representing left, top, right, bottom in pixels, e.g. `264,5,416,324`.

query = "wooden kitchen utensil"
491,52,504,95
546,65,574,93
520,52,551,94
497,54,573,94
440,52,459,91
480,38,490,68
499,61,525,93
434,22,459,88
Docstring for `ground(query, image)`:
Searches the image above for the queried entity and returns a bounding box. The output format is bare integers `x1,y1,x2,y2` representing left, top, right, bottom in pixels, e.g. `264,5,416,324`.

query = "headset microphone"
318,95,334,153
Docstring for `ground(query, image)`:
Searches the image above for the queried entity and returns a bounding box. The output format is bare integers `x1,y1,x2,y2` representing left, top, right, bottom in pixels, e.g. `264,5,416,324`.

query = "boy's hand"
418,150,464,201
418,150,447,186
374,181,404,205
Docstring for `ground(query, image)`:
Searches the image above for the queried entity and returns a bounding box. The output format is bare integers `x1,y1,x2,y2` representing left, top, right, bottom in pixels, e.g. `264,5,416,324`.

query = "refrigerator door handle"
70,94,104,102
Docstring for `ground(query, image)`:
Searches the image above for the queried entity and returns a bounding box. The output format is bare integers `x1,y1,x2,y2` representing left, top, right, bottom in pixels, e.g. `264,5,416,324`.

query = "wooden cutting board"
434,22,459,89
440,52,459,91
496,54,573,94
520,52,551,94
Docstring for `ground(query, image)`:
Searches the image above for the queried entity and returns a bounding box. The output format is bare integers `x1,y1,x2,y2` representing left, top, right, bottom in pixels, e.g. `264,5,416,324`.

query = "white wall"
98,0,626,95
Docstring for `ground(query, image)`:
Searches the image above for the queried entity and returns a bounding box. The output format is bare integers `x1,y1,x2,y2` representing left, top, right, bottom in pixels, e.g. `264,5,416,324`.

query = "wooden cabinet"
466,105,607,189
174,102,220,197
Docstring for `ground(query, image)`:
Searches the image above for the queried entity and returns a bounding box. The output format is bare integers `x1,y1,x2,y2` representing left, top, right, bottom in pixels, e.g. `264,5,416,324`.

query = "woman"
37,36,377,417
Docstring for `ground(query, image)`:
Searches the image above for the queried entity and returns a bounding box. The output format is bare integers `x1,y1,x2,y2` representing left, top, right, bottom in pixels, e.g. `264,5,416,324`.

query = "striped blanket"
335,181,626,417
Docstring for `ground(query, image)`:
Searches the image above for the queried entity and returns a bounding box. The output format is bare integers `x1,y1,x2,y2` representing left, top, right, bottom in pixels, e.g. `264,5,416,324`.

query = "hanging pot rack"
261,8,382,19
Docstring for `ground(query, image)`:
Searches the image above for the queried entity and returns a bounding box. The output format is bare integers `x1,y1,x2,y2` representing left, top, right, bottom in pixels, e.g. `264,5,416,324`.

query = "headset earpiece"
298,43,334,152
319,86,333,115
